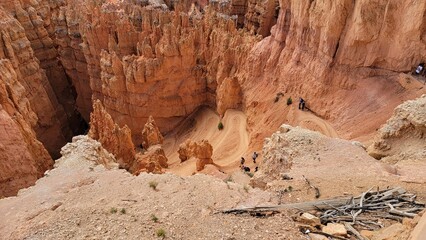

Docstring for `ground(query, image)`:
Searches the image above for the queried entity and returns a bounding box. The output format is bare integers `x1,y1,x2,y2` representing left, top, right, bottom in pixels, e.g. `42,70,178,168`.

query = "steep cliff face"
244,0,279,37
55,0,257,143
0,0,86,156
238,0,426,148
88,100,168,174
0,59,53,198
0,6,73,158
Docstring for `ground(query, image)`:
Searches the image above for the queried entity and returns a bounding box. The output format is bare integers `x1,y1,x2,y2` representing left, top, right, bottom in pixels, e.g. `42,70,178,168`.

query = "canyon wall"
54,0,257,144
238,0,426,147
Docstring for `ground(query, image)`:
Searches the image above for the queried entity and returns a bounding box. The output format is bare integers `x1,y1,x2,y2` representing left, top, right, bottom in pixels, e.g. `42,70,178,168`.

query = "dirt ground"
0,141,303,240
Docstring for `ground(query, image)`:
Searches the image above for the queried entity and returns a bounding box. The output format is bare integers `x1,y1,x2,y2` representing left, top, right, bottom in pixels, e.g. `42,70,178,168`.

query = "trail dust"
163,108,249,176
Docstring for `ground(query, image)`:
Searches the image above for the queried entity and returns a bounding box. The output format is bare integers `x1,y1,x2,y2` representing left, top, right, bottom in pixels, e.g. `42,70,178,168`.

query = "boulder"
322,223,347,236
300,213,321,227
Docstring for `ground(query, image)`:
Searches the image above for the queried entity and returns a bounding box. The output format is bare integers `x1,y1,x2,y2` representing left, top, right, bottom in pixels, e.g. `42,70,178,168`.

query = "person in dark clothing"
240,157,245,166
299,97,306,111
255,166,258,172
252,152,258,163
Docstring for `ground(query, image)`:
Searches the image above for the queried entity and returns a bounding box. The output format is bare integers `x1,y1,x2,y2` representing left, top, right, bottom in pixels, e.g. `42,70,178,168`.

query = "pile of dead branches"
221,187,424,239
319,187,424,230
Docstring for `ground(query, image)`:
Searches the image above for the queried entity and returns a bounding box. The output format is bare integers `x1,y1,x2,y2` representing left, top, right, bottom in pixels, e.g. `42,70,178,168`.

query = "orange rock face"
141,115,164,149
131,145,168,175
0,0,84,157
178,139,213,171
88,100,168,174
239,0,426,148
88,100,136,170
0,59,53,198
53,0,257,144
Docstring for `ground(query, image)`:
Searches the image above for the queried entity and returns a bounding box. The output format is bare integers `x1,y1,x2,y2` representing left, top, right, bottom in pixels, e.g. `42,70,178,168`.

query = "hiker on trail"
252,152,258,163
299,97,306,111
240,157,245,166
415,63,424,75
255,166,258,172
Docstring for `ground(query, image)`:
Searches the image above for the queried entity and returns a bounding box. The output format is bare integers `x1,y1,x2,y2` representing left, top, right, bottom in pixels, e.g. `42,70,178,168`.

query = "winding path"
163,108,249,176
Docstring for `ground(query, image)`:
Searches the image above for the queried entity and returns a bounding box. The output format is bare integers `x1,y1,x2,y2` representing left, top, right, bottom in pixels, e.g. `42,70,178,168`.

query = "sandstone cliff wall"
55,0,257,143
237,0,426,148
0,59,53,198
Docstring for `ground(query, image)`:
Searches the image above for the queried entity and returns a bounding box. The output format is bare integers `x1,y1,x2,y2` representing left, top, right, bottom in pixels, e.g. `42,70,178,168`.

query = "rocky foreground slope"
0,135,303,240
1,0,426,200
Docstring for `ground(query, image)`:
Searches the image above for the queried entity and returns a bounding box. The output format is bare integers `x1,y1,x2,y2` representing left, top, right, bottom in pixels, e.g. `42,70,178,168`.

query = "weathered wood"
221,197,353,214
344,222,367,240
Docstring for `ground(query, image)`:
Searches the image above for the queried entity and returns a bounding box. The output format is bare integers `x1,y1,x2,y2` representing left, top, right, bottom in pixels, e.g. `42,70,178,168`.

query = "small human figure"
415,63,424,75
252,152,258,164
299,97,306,111
240,157,245,166
255,166,258,172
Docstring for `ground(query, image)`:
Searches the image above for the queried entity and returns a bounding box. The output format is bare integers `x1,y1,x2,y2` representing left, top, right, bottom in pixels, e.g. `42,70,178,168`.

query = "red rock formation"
1,0,84,156
88,100,168,174
216,77,243,116
88,100,136,170
141,115,164,149
178,139,213,171
0,59,53,198
131,145,168,175
54,0,257,144
238,0,426,149
244,0,279,36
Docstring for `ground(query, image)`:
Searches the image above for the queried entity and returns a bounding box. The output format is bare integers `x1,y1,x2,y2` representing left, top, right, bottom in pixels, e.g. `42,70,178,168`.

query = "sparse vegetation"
151,214,159,223
287,97,293,105
218,121,224,130
149,181,158,190
120,208,126,214
245,172,254,178
156,228,166,238
243,185,249,193
284,185,293,192
110,207,117,214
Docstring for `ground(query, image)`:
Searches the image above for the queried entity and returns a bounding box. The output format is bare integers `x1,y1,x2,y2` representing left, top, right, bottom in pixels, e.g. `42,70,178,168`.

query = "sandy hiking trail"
287,105,339,138
163,108,249,176
163,106,340,176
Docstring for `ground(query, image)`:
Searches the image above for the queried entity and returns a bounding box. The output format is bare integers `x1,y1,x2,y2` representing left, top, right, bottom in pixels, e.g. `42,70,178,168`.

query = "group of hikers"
240,152,259,173
238,97,307,173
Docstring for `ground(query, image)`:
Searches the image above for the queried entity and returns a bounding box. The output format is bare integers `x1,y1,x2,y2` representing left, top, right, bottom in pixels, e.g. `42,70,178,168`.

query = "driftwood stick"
389,209,417,218
344,222,367,240
303,175,321,198
387,203,417,218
